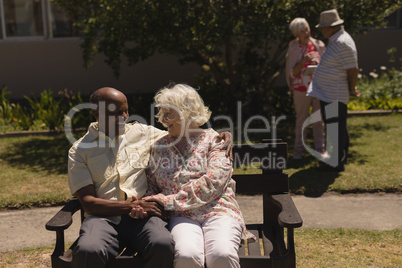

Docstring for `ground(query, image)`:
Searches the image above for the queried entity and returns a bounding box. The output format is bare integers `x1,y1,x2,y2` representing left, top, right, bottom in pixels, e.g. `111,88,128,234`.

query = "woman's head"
289,18,311,44
154,84,211,137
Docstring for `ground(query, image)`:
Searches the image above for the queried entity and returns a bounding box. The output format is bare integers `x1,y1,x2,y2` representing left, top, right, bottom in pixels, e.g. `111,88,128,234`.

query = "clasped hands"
302,52,319,65
128,194,166,220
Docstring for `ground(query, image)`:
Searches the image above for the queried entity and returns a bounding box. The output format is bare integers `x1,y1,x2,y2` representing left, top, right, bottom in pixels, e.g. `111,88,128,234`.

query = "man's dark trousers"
72,215,174,268
320,100,349,170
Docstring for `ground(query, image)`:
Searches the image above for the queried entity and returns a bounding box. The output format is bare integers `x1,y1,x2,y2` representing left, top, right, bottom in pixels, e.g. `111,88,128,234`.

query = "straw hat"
316,9,344,28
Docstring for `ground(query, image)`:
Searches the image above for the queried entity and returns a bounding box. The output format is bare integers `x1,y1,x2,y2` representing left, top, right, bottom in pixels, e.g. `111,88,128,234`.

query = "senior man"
307,9,360,172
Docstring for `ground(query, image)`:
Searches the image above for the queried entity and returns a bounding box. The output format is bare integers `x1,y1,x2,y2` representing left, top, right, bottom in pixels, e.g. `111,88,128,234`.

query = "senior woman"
143,84,254,268
285,17,326,159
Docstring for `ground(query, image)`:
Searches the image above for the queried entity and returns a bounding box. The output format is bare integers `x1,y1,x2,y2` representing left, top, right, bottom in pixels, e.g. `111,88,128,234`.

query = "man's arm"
216,131,233,161
75,185,164,218
347,67,360,97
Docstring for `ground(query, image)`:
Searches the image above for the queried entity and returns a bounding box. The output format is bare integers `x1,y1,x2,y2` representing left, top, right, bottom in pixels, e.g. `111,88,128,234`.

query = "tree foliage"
52,0,401,116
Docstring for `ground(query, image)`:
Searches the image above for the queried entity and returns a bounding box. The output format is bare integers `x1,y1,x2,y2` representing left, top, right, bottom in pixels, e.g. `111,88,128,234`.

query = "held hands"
128,195,167,220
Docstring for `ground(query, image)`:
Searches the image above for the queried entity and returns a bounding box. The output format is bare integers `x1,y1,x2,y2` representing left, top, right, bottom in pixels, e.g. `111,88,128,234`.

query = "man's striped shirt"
307,29,358,104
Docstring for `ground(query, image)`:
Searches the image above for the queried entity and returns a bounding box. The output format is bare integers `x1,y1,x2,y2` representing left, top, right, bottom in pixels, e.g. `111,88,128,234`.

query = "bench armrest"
271,193,303,228
45,198,81,231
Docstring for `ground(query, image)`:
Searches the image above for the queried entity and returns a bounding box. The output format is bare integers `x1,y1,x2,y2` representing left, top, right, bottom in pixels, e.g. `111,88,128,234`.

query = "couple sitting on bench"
68,84,253,268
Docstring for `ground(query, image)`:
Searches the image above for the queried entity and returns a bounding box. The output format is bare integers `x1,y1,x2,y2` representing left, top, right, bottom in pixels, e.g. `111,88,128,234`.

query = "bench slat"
247,228,262,257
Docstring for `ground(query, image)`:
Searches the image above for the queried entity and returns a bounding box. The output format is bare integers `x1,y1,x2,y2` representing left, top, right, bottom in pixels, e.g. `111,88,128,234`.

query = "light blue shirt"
307,29,358,104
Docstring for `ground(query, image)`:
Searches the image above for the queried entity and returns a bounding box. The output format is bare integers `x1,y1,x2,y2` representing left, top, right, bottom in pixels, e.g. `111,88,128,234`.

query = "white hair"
289,18,310,36
154,84,211,127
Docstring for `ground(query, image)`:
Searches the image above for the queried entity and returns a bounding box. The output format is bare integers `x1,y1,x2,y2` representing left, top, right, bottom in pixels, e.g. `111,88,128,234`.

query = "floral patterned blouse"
146,128,254,240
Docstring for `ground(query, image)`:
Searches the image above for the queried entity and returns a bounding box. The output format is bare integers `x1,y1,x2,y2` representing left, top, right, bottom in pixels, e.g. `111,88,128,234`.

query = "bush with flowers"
348,48,402,111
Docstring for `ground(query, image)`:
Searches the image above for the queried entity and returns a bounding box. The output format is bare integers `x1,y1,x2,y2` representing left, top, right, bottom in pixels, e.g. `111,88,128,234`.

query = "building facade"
0,1,401,99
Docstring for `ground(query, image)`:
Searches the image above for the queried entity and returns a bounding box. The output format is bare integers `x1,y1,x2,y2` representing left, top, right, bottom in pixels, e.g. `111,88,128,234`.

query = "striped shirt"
307,29,358,104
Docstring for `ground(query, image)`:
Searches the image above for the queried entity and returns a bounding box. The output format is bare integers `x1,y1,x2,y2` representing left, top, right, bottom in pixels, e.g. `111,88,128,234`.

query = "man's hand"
350,86,360,97
129,196,147,219
216,131,233,161
130,195,168,219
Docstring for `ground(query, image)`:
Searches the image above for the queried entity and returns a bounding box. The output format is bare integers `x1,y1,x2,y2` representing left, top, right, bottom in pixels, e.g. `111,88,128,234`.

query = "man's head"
316,9,344,39
90,87,129,137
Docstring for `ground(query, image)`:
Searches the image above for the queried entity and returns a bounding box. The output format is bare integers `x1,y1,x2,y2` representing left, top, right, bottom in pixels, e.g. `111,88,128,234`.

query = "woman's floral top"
146,128,254,240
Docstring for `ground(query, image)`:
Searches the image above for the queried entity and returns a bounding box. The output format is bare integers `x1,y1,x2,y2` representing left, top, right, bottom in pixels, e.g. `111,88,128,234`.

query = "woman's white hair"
289,17,310,36
154,84,211,127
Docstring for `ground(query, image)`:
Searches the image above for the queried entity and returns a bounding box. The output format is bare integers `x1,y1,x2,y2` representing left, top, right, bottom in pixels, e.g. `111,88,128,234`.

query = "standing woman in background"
285,18,326,159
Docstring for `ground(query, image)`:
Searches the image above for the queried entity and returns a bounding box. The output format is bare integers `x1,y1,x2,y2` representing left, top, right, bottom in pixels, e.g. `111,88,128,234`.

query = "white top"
307,29,358,104
68,122,167,224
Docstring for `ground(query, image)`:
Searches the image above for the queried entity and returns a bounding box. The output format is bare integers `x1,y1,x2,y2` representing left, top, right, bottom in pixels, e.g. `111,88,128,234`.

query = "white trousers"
169,216,242,268
293,90,325,155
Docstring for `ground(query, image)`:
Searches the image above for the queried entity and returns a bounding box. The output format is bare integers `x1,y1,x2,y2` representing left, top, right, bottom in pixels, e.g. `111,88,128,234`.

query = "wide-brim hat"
316,9,344,28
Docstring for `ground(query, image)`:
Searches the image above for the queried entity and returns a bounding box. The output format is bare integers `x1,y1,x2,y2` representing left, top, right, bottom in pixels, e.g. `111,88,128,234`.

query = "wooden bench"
46,139,303,267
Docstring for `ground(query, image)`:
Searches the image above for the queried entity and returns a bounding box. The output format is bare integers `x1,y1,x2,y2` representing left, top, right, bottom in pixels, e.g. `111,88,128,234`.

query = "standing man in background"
307,9,360,172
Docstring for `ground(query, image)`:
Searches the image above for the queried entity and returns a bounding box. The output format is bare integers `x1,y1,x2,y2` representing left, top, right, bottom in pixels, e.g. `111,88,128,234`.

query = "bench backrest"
232,139,289,195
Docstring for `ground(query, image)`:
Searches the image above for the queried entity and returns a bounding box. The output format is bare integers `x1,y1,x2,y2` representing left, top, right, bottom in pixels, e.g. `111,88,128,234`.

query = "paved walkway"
1,193,401,252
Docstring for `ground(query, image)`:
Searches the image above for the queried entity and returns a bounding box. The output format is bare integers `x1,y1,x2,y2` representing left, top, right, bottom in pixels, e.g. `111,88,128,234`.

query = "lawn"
0,114,401,209
1,228,400,267
286,113,402,196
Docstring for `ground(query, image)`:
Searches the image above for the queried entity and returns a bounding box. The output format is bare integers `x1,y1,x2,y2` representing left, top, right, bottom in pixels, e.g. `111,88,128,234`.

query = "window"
3,0,44,37
0,0,77,39
49,2,78,37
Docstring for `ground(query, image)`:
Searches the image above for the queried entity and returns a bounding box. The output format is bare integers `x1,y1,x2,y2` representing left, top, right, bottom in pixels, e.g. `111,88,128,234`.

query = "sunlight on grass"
0,245,53,268
1,230,400,267
295,228,402,268
285,114,402,195
0,135,72,209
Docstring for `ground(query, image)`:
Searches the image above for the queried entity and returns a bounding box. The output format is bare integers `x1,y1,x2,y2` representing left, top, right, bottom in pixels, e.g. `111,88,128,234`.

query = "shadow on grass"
289,166,340,197
0,134,72,175
349,122,392,139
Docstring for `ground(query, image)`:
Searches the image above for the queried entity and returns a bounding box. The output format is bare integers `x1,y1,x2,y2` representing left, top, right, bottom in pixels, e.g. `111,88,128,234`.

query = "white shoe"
318,152,330,161
321,152,330,159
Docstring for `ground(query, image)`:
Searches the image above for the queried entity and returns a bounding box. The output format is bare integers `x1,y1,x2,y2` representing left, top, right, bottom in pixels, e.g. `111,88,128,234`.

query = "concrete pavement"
1,193,401,252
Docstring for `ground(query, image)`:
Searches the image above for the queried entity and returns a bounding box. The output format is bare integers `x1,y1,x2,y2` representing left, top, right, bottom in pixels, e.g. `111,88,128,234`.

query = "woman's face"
160,108,183,137
296,24,311,45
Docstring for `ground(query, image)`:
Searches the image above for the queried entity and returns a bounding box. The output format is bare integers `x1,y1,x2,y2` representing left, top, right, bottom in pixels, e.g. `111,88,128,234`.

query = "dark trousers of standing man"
320,101,349,171
72,215,174,268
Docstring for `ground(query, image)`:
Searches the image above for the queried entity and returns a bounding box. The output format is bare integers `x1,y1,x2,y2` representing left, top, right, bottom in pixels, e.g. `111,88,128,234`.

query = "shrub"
348,66,402,111
0,87,13,130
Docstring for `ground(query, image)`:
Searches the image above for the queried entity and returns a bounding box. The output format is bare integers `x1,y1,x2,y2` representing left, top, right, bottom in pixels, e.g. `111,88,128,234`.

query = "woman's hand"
302,52,319,64
142,194,165,207
129,206,147,219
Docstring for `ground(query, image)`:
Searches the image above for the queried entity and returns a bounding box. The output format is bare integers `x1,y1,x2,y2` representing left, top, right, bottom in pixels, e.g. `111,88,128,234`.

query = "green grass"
1,229,400,267
285,113,402,196
0,114,401,209
295,228,402,268
0,134,72,209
